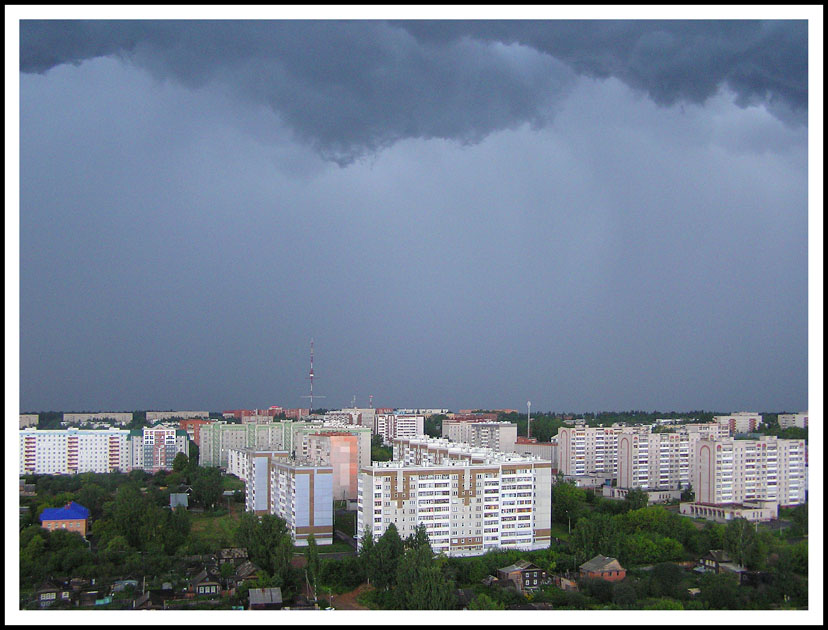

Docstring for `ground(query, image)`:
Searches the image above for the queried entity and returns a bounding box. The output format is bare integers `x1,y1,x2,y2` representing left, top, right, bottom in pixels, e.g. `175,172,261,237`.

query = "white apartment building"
241,414,274,425
692,436,807,506
145,410,209,422
357,451,552,557
556,425,640,476
236,449,291,513
19,414,39,429
270,460,334,546
395,408,449,416
20,428,131,475
714,412,764,434
442,420,518,453
292,422,372,471
374,414,425,445
617,430,695,490
778,412,808,429
63,412,133,426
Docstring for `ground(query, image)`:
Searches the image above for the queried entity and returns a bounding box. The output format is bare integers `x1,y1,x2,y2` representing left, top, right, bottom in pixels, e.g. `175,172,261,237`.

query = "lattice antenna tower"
301,338,326,410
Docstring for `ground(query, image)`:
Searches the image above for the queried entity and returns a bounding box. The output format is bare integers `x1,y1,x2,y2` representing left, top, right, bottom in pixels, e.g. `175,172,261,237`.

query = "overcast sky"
15,17,813,414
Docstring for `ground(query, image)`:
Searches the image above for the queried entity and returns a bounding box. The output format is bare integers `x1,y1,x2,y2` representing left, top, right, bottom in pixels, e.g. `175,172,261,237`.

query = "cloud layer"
20,20,807,164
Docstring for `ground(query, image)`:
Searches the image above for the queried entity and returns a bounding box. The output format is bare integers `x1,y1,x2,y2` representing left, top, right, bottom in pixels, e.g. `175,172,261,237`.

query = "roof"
219,548,248,560
705,549,732,563
170,493,189,508
499,560,540,573
39,502,90,522
579,555,625,573
235,560,259,580
249,587,283,606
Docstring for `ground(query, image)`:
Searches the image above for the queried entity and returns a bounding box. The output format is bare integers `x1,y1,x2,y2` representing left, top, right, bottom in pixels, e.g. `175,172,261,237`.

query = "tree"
236,513,294,587
723,518,756,567
405,524,431,551
570,512,621,563
112,484,146,548
191,466,222,510
612,580,637,607
468,593,506,610
552,478,586,532
649,562,684,599
372,524,404,590
359,525,377,584
699,572,741,609
172,452,189,472
306,534,320,599
623,487,649,512
395,545,456,609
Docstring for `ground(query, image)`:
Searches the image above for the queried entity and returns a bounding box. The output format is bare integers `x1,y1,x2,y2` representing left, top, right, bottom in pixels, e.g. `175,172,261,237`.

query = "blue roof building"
39,501,90,525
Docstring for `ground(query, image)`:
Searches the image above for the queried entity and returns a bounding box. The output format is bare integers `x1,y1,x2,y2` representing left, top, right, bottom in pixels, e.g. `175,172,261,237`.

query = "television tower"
301,339,325,410
527,400,532,439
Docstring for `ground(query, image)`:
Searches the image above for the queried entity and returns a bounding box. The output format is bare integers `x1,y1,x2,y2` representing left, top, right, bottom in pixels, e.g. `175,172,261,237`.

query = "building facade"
442,420,518,453
20,428,131,475
692,436,806,506
714,413,764,434
270,460,334,546
305,432,359,500
146,411,209,422
19,414,39,429
357,447,552,557
62,412,133,426
778,412,808,430
375,414,426,445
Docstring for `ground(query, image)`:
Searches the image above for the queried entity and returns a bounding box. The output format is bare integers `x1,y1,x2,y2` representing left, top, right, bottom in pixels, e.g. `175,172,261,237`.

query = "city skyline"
13,14,815,415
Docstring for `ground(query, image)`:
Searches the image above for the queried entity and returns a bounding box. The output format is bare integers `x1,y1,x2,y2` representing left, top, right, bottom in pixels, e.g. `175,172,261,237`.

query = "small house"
248,587,283,610
579,555,626,582
34,582,73,608
497,560,547,593
698,549,745,575
189,568,222,598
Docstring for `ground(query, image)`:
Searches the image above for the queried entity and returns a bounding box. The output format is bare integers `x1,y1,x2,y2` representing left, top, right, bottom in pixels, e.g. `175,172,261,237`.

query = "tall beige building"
442,419,518,453
305,432,359,500
357,448,552,557
778,412,808,429
692,436,807,506
270,460,334,546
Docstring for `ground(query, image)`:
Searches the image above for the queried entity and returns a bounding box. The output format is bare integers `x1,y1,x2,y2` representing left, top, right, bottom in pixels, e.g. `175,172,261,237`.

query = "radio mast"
301,339,325,410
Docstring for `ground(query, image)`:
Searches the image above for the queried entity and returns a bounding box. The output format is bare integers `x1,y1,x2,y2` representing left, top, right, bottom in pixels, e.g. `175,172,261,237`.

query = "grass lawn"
221,475,245,492
189,506,242,549
550,522,571,541
335,511,356,537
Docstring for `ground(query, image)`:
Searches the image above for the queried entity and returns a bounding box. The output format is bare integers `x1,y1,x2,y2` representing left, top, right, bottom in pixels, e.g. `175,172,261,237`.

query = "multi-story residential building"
714,412,764,434
305,432,359,500
62,412,133,426
134,427,189,472
556,425,644,477
146,411,209,422
617,429,695,490
692,436,806,506
19,428,131,475
442,419,517,453
778,412,808,429
19,414,39,429
270,460,334,546
292,422,372,472
513,437,557,470
241,414,275,425
179,418,215,446
395,408,449,416
374,414,425,445
200,420,372,472
228,449,290,513
283,408,310,420
357,450,552,557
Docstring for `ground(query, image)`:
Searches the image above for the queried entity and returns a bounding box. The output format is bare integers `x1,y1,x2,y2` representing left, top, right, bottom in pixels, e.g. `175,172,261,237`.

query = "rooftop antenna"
301,338,325,410
527,400,532,439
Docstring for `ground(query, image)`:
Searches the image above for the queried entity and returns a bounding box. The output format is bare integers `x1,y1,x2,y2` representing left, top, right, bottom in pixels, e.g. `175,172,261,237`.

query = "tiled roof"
39,502,90,522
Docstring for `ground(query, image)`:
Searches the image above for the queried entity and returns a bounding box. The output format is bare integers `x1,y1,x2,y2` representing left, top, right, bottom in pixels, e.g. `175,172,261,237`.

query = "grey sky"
17,19,809,413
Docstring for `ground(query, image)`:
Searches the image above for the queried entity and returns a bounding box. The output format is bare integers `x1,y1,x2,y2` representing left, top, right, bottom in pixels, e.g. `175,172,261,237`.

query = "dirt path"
331,583,372,610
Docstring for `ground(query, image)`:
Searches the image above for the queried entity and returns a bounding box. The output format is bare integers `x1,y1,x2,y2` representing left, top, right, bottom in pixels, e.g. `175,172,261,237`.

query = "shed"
248,587,283,610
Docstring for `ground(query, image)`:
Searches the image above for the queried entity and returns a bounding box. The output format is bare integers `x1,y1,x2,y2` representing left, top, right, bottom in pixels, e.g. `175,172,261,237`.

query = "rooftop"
40,502,90,522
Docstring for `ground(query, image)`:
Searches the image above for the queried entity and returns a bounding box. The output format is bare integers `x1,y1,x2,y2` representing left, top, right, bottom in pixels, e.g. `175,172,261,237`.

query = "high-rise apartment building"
692,436,806,506
714,412,764,434
375,414,425,445
137,427,189,473
62,412,133,426
270,460,334,546
305,432,359,500
357,449,552,557
146,411,209,422
19,414,39,429
778,412,808,430
20,428,131,475
442,419,518,453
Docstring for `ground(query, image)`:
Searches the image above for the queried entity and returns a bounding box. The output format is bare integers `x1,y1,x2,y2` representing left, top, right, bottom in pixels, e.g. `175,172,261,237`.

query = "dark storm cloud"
20,20,807,164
